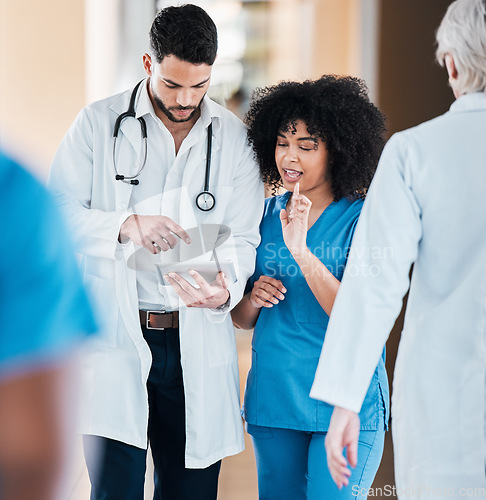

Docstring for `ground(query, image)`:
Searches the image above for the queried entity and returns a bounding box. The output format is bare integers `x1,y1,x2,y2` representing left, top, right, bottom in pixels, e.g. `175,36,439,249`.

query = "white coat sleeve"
48,108,131,261
309,133,423,412
205,141,264,323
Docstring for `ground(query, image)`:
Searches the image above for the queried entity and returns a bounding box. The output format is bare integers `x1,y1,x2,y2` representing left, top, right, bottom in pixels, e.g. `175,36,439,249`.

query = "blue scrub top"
243,192,389,432
0,151,97,377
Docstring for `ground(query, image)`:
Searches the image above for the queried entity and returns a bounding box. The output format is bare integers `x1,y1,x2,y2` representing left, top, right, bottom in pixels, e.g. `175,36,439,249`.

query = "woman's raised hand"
250,276,286,309
280,182,312,257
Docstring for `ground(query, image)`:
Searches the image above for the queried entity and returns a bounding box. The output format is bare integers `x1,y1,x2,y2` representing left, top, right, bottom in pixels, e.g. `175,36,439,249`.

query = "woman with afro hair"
231,75,389,499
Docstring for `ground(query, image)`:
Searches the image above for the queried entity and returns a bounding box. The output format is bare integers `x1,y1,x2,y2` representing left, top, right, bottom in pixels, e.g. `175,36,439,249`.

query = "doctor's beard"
152,91,206,123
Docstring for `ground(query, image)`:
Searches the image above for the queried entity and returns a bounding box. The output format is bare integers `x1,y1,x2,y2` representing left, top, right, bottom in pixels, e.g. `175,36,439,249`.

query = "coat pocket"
84,273,119,348
204,319,238,368
296,280,330,327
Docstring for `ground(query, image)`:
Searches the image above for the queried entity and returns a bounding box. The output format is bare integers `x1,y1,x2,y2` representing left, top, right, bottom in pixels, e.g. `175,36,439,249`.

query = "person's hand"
325,407,360,489
280,183,312,257
119,214,191,254
164,270,230,309
249,276,286,309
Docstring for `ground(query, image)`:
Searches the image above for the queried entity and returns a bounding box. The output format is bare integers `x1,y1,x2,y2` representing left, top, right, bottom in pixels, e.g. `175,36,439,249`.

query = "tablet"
156,260,237,287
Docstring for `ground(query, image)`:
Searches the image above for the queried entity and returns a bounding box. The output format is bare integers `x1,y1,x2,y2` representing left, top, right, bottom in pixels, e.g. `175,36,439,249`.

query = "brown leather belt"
139,310,179,330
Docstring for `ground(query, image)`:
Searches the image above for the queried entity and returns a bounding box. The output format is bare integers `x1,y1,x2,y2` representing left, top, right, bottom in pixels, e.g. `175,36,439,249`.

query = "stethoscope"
112,80,216,211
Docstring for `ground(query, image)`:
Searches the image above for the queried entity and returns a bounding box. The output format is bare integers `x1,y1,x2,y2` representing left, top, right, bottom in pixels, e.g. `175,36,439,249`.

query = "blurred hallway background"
1,1,454,498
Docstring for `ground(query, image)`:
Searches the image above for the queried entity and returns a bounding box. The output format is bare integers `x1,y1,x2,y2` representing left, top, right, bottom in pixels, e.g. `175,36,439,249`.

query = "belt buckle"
146,310,166,330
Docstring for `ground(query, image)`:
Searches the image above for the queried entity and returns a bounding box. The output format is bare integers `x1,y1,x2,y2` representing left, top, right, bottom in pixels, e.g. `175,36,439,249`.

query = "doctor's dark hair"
149,4,218,65
245,75,386,200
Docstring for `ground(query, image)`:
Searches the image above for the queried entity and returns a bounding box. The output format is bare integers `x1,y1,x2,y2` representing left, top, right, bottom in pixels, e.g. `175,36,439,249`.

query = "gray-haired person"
310,0,486,497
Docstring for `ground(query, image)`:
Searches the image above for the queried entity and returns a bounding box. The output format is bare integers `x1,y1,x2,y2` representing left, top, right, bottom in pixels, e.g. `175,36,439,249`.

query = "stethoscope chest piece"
196,191,216,211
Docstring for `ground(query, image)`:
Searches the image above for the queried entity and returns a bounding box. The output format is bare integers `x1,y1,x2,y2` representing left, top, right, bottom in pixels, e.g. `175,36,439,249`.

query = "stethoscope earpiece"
113,81,215,211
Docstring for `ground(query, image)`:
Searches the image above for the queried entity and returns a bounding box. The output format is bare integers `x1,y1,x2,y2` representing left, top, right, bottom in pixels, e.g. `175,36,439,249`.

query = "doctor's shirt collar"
199,95,223,132
135,78,223,133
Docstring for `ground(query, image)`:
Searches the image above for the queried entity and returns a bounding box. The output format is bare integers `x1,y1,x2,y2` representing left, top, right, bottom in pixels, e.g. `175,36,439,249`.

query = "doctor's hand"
250,276,286,309
164,270,230,309
119,214,191,254
325,407,360,489
280,183,311,258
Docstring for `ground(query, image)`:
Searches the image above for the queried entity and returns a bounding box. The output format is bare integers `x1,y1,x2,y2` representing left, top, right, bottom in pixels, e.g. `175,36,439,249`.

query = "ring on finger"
161,236,172,249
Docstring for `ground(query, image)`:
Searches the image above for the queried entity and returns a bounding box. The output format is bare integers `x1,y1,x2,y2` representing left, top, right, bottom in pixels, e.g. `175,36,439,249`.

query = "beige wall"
267,0,361,84
310,0,360,78
0,0,85,178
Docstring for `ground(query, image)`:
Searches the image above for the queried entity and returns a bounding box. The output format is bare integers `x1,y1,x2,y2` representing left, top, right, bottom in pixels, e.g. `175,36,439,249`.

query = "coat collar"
109,82,147,156
449,91,486,113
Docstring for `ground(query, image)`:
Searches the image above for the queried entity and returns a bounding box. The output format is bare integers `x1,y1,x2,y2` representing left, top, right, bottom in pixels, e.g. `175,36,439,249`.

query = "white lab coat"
310,92,486,498
48,84,264,468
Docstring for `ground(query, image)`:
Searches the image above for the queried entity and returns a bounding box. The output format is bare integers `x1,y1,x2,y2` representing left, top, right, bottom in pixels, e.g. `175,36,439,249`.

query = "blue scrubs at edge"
0,150,96,375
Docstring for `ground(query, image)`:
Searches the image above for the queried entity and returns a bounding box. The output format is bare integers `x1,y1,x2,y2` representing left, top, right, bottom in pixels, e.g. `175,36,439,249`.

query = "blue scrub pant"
247,416,385,500
83,326,221,500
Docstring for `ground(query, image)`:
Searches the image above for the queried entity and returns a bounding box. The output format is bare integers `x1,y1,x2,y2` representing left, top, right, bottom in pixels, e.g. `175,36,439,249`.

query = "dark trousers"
83,327,221,500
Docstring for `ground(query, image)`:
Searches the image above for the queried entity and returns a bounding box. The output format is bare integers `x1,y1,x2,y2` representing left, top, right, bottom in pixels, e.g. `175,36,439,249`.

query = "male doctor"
310,0,486,498
49,4,264,499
